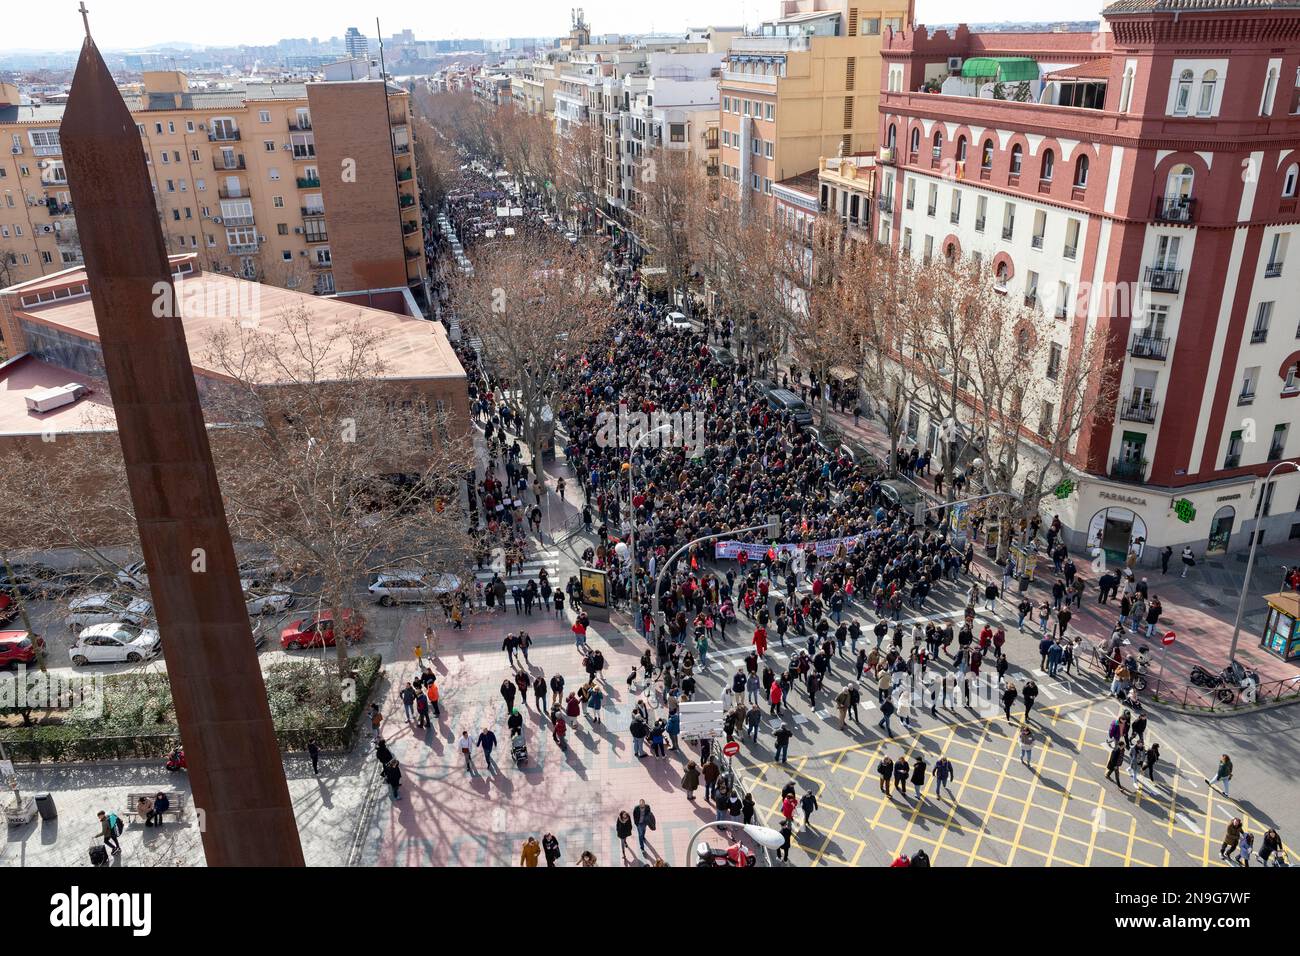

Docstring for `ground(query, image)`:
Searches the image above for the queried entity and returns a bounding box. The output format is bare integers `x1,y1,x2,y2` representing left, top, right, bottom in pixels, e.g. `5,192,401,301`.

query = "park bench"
125,790,187,825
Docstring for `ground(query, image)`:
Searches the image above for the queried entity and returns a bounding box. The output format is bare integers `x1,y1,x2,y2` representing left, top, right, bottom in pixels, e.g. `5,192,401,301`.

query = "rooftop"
0,355,113,437
1103,0,1300,11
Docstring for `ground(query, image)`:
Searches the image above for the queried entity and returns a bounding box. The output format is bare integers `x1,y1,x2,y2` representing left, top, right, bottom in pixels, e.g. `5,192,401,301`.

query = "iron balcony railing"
1129,334,1170,360
1144,266,1183,293
1109,457,1148,483
1119,397,1158,424
1154,195,1196,223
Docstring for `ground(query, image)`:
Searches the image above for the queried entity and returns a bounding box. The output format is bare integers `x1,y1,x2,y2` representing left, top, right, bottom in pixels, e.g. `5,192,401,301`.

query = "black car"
766,389,814,427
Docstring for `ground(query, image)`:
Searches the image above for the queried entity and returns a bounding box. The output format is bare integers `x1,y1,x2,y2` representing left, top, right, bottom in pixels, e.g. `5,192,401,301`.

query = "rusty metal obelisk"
61,21,304,865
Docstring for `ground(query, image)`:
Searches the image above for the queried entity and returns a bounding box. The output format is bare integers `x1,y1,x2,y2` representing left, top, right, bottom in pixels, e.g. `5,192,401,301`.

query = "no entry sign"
722,742,741,757
1162,631,1177,646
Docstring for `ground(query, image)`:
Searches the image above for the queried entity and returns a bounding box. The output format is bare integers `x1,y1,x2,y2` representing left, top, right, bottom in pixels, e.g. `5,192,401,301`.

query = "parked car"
69,622,162,666
879,478,927,513
707,345,736,367
840,440,886,477
367,570,462,606
279,609,366,650
66,592,153,632
663,311,694,332
116,560,149,589
237,557,292,583
0,593,17,626
0,630,37,668
243,579,296,616
32,569,114,600
0,563,55,599
766,388,814,427
748,378,778,401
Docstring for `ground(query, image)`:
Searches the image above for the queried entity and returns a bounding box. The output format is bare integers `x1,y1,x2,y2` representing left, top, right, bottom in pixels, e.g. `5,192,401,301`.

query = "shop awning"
961,57,1040,82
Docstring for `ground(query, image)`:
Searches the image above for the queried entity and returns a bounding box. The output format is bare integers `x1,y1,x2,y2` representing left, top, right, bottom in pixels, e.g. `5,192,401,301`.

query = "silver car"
66,592,153,632
368,570,462,606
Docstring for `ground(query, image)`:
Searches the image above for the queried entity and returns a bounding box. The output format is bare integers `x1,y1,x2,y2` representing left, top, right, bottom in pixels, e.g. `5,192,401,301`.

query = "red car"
0,631,37,668
0,594,17,626
279,610,365,650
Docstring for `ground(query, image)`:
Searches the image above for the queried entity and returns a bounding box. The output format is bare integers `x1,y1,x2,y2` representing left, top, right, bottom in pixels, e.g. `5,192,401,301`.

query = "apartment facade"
719,0,911,217
877,1,1300,561
0,70,424,304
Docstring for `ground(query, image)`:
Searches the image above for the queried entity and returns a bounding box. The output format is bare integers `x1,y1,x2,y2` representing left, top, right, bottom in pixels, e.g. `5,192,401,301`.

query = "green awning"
961,57,1040,82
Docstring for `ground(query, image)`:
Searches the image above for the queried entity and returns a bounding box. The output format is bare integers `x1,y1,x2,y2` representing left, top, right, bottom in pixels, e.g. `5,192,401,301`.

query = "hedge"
0,654,383,763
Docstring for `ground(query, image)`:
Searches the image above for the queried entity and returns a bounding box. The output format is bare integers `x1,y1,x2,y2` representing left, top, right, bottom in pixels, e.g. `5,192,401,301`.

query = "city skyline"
8,0,1110,54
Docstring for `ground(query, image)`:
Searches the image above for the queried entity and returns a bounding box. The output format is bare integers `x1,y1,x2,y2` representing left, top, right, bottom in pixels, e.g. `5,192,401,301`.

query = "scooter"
695,840,757,867
165,747,187,772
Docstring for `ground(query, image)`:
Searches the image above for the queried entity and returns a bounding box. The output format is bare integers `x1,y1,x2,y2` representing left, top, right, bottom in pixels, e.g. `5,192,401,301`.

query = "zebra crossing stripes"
473,549,562,590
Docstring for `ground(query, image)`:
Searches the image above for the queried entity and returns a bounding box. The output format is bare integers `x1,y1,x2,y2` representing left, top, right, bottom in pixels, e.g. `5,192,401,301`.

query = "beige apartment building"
0,69,425,302
718,0,911,217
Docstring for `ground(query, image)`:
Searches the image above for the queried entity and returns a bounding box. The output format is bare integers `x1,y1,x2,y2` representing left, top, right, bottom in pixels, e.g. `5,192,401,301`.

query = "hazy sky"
18,0,1107,52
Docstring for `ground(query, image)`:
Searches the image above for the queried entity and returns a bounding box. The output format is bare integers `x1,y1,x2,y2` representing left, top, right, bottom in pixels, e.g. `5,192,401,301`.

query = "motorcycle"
695,840,757,868
165,747,187,772
1189,662,1258,704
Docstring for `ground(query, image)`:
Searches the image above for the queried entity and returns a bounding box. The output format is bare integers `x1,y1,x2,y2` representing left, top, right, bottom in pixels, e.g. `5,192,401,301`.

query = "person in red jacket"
889,854,912,867
753,625,768,658
769,678,784,715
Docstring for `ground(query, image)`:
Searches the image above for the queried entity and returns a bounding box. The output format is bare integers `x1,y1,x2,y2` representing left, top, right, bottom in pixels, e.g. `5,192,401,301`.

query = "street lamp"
688,819,786,866
1227,459,1300,666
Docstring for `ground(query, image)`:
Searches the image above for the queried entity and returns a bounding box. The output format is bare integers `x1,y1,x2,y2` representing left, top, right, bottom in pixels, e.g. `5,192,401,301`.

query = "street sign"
722,741,741,758
1162,631,1176,646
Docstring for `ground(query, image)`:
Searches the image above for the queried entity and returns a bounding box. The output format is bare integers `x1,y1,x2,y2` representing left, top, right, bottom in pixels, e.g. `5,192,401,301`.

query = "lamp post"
1227,459,1300,666
687,819,786,867
650,517,780,660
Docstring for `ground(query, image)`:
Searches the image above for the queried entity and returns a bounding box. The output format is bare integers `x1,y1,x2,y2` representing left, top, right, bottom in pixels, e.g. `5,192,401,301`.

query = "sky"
13,0,1108,53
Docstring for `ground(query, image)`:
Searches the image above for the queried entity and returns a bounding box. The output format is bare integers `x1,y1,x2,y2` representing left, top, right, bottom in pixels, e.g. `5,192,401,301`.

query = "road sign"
1162,631,1176,646
722,741,740,758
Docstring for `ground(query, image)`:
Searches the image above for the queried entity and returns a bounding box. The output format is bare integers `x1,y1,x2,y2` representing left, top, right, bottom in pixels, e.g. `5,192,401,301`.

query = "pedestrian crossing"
473,548,562,591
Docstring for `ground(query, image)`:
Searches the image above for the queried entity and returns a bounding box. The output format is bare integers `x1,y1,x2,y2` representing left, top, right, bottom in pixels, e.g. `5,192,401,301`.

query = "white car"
69,622,162,666
66,592,153,632
116,560,148,589
367,570,462,606
243,579,296,616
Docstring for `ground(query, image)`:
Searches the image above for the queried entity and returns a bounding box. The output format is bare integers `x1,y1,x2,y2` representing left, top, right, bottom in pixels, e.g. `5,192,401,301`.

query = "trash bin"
34,792,57,821
1018,575,1031,594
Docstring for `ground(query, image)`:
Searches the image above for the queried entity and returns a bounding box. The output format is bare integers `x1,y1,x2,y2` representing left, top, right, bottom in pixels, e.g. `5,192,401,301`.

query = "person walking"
307,740,321,775
1208,754,1233,796
1105,742,1128,792
629,712,648,758
1127,741,1145,790
835,686,851,730
1220,817,1244,861
477,727,498,773
1143,742,1161,781
1001,679,1018,722
541,833,562,867
616,810,634,860
500,678,517,713
911,754,927,796
459,729,475,773
1022,679,1038,721
878,695,896,737
681,761,701,800
400,682,417,722
933,755,954,799
769,678,784,716
97,810,122,856
1180,545,1196,578
799,789,819,830
1259,829,1284,866
878,755,895,796
520,836,542,867
702,758,721,801
773,723,793,763
1018,724,1034,766
632,799,656,855
778,819,794,863
745,703,762,743
382,758,402,800
893,754,911,796
1235,830,1255,867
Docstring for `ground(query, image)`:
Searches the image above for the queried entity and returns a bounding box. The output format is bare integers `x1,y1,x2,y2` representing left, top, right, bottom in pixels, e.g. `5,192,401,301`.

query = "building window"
1047,343,1062,379
1074,155,1089,189
1263,67,1280,116
909,127,920,155
1118,66,1135,113
981,139,993,170
1197,70,1218,116
1174,69,1193,115
259,110,271,123
1039,400,1055,436
1284,164,1298,198
1270,424,1289,462
1041,148,1054,182
956,136,967,163
1010,144,1022,175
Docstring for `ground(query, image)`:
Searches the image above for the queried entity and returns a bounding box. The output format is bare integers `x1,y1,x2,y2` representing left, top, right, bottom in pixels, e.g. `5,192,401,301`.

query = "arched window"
932,130,943,159
1285,163,1299,199
1010,144,1023,175
1074,155,1090,188
995,261,1009,290
910,126,920,155
956,135,967,163
1263,67,1279,116
945,241,957,261
1174,69,1193,114
981,138,994,169
1197,69,1217,115
887,123,896,148
1041,148,1055,182
1167,163,1194,198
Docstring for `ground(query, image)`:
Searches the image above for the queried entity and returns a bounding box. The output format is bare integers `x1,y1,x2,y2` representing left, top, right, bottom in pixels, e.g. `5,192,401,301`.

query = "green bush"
0,654,383,763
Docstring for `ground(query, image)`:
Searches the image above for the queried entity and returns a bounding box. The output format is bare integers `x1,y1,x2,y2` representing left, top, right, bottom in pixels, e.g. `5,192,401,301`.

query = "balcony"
1064,243,1077,260
402,221,420,235
1224,453,1241,469
1037,178,1052,195
296,176,321,189
227,241,259,254
221,214,254,226
406,247,422,260
292,146,316,160
1119,397,1158,424
397,168,413,182
877,194,891,212
394,142,410,155
1250,326,1269,344
1001,224,1014,240
905,198,914,210
304,231,328,243
1031,235,1043,249
1024,292,1038,308
1143,266,1183,294
975,217,985,232
300,206,325,218
1154,196,1196,223
1129,334,1170,360
926,204,936,217
950,209,960,225
308,258,332,270
288,120,312,132
979,165,991,181
213,155,246,171
1265,260,1283,278
218,185,250,199
45,201,73,216
1238,389,1256,406
208,130,241,142
878,147,895,165
399,195,416,208
1109,457,1148,483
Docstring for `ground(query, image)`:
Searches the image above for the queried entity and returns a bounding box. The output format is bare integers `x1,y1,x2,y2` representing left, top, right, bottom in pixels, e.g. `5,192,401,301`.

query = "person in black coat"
541,832,561,867
910,755,927,792
893,755,911,796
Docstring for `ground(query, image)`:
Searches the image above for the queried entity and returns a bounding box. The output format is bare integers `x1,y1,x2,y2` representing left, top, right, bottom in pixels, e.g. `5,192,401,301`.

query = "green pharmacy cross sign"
1053,478,1075,500
1173,498,1197,524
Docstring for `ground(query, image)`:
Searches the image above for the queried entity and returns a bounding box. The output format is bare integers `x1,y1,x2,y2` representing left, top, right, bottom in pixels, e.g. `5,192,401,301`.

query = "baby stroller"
511,731,528,768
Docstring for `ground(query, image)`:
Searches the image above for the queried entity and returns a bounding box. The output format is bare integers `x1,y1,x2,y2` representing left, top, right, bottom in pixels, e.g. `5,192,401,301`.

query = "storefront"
1087,505,1147,566
1261,591,1300,662
1207,504,1235,555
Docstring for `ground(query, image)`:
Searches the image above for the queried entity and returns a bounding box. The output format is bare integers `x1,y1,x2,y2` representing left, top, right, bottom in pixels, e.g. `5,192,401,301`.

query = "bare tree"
451,237,608,470
555,120,604,236
639,147,700,311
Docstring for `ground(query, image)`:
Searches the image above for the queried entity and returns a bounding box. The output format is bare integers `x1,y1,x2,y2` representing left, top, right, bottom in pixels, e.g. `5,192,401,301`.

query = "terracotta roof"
0,354,114,437
1044,59,1111,80
1104,0,1300,12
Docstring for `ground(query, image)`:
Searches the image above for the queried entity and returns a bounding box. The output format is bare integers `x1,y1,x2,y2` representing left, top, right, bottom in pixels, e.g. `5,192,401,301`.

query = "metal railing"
208,130,241,142
1119,397,1158,424
1109,456,1148,482
1129,334,1170,360
1154,195,1196,222
1144,266,1183,293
